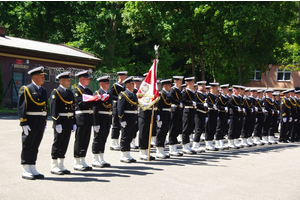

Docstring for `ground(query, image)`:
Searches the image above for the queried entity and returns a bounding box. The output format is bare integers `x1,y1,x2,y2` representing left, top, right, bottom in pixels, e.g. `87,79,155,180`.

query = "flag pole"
147,105,155,161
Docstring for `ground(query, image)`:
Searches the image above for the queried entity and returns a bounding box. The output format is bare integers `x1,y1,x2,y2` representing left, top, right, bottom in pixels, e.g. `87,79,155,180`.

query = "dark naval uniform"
168,86,183,145
279,96,292,142
18,83,48,165
262,97,275,139
253,97,264,140
228,94,241,140
215,94,229,140
194,91,207,143
241,96,253,139
288,96,298,142
50,86,76,160
156,89,171,147
73,84,94,158
181,88,196,145
117,90,138,152
110,82,125,141
93,88,112,154
205,92,218,141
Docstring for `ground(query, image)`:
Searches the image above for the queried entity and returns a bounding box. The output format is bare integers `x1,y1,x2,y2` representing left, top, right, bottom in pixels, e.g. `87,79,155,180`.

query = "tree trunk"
189,43,196,78
195,32,205,80
107,3,118,69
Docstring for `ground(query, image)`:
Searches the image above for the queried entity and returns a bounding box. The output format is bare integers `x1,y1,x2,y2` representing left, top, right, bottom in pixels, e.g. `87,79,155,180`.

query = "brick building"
0,26,101,107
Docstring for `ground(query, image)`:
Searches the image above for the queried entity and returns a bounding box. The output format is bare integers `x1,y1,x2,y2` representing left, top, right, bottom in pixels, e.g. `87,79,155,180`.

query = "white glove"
156,115,160,121
72,124,77,132
22,125,31,136
203,103,208,108
56,124,62,133
272,110,274,115
262,108,265,113
254,107,258,112
227,119,230,124
277,110,280,114
93,125,100,132
289,117,293,122
157,121,162,128
120,121,127,128
283,117,287,123
205,117,208,123
217,117,219,121
251,108,254,113
295,119,298,122
179,102,183,108
213,104,217,110
192,101,196,107
238,107,241,112
225,107,228,112
242,108,245,113
255,118,258,123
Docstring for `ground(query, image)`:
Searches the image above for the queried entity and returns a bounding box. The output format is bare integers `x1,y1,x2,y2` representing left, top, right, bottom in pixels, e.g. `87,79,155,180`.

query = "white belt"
197,109,207,114
146,107,158,111
171,104,179,107
124,110,138,114
184,106,195,109
162,108,171,112
75,110,93,115
98,111,112,115
59,113,74,117
26,111,47,116
113,100,117,103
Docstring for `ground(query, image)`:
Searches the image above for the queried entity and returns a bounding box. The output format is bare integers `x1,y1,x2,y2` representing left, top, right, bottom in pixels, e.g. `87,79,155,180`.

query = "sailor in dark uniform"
118,77,138,163
288,89,298,142
273,91,281,135
130,77,143,149
73,70,94,171
294,90,300,142
92,76,112,168
247,88,258,146
260,89,275,145
168,76,184,156
252,90,265,145
279,90,292,143
227,85,241,149
215,84,230,150
18,66,48,180
205,82,220,151
110,71,127,150
240,88,253,147
50,72,76,175
192,81,207,153
155,79,172,158
181,77,197,154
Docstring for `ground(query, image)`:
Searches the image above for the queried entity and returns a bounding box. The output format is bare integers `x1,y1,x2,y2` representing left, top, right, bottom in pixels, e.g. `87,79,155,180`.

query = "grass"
0,107,18,113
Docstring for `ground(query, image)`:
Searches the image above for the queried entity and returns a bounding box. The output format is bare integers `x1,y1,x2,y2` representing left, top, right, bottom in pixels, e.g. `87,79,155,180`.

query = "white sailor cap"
245,88,250,92
143,72,148,77
75,70,90,78
287,89,295,93
117,71,128,76
133,77,143,82
295,90,300,94
265,88,274,93
181,84,186,87
209,82,219,87
197,81,207,85
28,66,47,76
272,91,280,96
56,71,71,79
282,90,290,94
173,76,184,80
257,89,263,93
220,84,229,88
97,75,110,82
205,85,211,89
250,88,258,92
157,80,161,84
161,79,172,85
232,85,241,89
184,76,195,82
240,86,246,90
123,76,134,84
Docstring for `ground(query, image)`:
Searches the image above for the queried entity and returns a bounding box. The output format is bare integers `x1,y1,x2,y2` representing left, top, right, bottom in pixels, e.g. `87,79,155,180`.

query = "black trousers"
21,127,44,165
182,108,196,144
194,111,206,142
111,105,121,139
205,110,218,141
92,116,111,154
280,120,289,141
215,112,228,140
169,107,182,145
228,113,239,140
74,116,92,158
120,114,138,152
269,114,278,137
51,129,72,159
241,114,252,138
156,111,170,147
237,113,243,138
138,110,155,149
254,113,264,137
288,121,295,141
262,113,272,137
248,114,256,138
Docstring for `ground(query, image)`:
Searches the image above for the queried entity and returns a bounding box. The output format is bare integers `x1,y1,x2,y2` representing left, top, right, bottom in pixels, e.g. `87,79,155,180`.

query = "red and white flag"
137,58,160,110
82,94,109,102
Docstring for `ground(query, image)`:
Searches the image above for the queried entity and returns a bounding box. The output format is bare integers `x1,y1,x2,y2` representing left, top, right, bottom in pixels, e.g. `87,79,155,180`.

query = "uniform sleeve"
18,86,28,126
93,91,100,126
117,93,125,122
169,88,181,105
182,90,194,106
50,90,61,126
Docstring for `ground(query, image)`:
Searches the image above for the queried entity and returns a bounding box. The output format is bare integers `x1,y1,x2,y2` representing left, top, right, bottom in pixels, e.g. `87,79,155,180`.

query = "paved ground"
1,115,300,200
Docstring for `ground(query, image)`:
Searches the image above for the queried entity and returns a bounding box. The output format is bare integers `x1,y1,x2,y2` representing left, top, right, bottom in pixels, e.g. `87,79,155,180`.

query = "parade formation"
18,47,300,181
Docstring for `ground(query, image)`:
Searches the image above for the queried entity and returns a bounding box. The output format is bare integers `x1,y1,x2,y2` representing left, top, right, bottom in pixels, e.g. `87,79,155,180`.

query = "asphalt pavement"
1,115,300,200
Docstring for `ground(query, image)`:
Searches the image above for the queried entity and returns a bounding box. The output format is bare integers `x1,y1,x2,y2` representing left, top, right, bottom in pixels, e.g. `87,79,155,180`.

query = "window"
252,70,261,81
277,69,291,81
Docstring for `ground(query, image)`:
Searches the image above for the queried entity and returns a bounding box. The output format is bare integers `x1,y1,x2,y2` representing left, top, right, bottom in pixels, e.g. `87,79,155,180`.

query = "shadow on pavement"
44,176,110,182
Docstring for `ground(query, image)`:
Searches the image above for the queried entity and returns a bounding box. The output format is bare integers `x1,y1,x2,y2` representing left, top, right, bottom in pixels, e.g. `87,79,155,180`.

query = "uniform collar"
59,85,67,91
79,82,86,89
32,81,40,90
186,88,194,93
